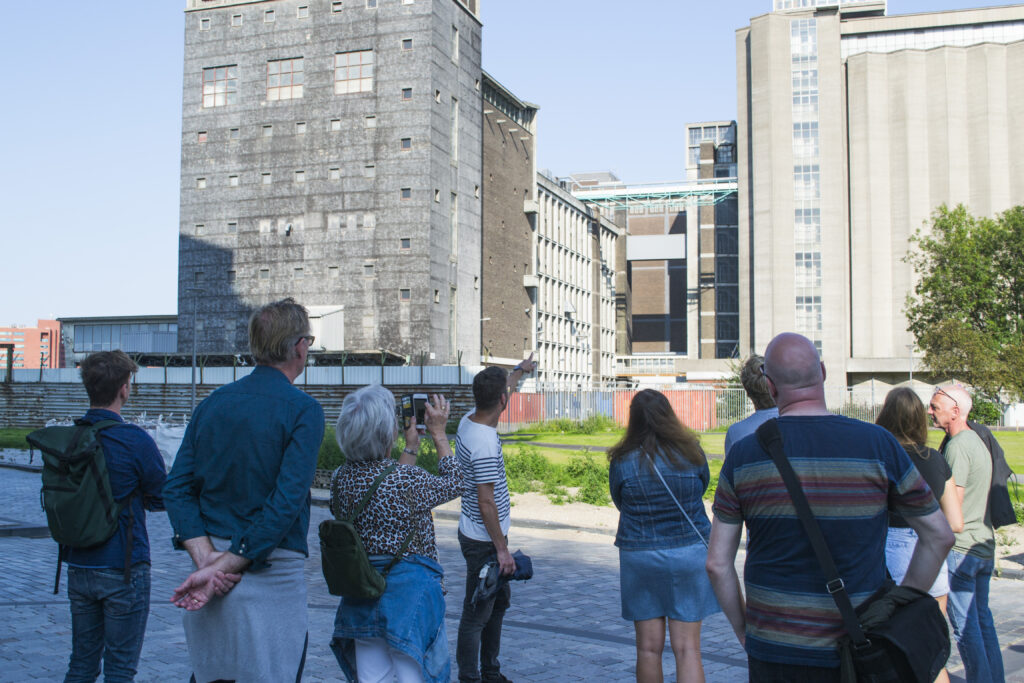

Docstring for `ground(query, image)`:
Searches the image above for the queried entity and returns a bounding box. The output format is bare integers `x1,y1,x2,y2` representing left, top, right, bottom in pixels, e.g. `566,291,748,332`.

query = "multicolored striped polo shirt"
713,415,938,668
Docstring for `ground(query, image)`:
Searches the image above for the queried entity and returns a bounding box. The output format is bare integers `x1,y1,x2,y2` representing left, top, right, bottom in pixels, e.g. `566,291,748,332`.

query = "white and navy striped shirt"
456,411,511,541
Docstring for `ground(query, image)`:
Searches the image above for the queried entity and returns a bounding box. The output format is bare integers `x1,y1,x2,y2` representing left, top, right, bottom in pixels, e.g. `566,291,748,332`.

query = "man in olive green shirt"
929,384,1003,682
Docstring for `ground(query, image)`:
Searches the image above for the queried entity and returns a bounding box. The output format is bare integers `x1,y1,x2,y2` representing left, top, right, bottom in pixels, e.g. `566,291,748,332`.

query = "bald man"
930,384,1004,681
706,333,953,681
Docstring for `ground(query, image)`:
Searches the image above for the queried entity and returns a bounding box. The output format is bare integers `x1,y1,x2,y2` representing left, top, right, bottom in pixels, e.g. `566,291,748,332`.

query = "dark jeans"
747,655,840,683
456,531,511,683
65,563,151,683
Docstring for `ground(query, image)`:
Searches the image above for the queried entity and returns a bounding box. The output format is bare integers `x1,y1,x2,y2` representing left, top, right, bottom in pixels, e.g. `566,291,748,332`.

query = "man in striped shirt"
455,355,536,683
705,333,953,681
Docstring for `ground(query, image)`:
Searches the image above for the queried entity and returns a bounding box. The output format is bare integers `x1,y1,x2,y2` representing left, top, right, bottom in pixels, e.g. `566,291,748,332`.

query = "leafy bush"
969,395,1002,426
566,452,611,506
504,445,554,493
522,415,619,435
503,445,611,505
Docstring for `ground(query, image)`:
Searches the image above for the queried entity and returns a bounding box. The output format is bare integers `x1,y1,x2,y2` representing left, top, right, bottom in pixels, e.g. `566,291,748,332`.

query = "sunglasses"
296,334,315,346
934,388,958,409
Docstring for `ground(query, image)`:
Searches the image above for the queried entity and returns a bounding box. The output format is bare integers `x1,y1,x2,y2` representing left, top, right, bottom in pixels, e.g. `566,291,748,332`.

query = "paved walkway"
3,467,1024,681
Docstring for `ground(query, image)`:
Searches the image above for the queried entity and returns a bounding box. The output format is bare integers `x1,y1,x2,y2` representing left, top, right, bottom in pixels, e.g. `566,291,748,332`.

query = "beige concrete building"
738,1,1024,385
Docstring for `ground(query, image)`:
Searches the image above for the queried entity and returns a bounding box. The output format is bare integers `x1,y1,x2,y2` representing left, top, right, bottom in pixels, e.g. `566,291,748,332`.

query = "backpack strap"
342,462,399,523
755,419,870,649
88,419,138,585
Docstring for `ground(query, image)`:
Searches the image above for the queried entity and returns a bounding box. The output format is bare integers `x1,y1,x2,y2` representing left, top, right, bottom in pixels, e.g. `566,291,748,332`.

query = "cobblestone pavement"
3,467,1024,681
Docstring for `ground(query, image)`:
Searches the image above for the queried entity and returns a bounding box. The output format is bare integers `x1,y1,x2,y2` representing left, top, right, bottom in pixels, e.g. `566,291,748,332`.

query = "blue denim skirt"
619,543,720,622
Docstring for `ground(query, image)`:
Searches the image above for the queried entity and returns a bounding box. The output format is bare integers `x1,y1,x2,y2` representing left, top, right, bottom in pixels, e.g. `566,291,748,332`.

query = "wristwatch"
402,447,417,457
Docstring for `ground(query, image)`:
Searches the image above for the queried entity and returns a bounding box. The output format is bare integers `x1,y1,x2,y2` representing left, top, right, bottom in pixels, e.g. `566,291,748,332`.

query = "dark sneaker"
483,676,513,683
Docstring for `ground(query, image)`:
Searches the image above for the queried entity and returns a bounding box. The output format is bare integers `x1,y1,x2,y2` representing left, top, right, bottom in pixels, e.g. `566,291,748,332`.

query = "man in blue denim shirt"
65,350,167,683
164,298,325,682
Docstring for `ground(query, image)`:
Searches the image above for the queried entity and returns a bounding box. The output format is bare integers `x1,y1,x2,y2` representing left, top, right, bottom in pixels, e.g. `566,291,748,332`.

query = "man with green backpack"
29,350,167,682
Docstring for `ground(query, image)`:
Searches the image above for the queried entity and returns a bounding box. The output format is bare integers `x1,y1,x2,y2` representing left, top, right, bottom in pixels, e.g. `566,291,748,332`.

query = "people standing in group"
455,354,536,683
63,351,168,683
723,354,778,457
608,389,719,683
706,332,953,681
876,387,963,683
163,298,325,683
328,386,462,683
929,383,1005,682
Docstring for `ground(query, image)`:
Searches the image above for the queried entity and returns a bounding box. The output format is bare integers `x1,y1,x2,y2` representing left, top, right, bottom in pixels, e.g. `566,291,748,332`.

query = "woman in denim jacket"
608,389,720,683
329,385,462,683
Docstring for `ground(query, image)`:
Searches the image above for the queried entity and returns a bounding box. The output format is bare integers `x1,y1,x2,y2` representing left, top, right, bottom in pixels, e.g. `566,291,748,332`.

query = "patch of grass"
514,414,619,435
0,428,33,450
317,424,445,474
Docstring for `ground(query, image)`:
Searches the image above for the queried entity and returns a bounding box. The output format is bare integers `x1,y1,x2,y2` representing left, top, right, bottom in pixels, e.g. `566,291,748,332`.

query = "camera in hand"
400,394,428,431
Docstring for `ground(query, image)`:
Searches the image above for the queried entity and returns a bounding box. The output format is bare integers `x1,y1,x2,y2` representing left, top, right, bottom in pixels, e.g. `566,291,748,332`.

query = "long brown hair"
607,389,705,468
875,387,928,448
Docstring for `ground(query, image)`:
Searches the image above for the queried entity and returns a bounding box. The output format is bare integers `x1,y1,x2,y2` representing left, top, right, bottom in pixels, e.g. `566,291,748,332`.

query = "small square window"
474,184,480,198
297,5,309,18
402,0,414,4
328,266,339,277
434,289,440,303
229,127,240,140
364,213,375,228
475,79,480,91
363,165,375,178
399,288,411,302
294,267,304,278
195,223,204,235
329,167,341,180
196,177,207,189
259,268,270,280
330,118,341,131
434,89,441,103
262,125,273,137
227,221,238,232
474,276,479,289
400,137,411,150
228,174,239,187
261,173,272,185
194,270,203,282
265,9,275,22
231,14,242,27
367,0,378,8
400,238,411,250
296,121,306,134
400,187,412,200
347,215,357,229
364,264,375,277
402,39,413,50
332,1,343,12
365,115,376,128
434,189,440,202
227,270,236,282
200,17,211,31
197,131,208,143
401,87,412,100
294,170,305,183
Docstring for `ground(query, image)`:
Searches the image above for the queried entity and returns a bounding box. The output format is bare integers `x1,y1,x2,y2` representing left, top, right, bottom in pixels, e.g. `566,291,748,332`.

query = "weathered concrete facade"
178,0,483,363
738,3,1024,385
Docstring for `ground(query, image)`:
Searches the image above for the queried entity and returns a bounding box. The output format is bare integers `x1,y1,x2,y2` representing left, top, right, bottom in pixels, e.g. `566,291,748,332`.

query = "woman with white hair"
328,385,462,683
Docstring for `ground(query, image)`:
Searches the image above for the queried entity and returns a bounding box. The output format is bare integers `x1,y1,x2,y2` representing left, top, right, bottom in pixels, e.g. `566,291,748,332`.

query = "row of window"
198,0,413,32
192,169,479,201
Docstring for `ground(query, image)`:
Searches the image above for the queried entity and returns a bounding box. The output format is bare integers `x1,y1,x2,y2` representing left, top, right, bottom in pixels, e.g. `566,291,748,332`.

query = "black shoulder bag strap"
755,419,870,650
334,462,415,577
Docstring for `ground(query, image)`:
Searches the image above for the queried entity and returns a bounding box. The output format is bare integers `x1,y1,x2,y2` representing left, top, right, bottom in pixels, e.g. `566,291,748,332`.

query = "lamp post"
907,343,915,386
186,287,205,415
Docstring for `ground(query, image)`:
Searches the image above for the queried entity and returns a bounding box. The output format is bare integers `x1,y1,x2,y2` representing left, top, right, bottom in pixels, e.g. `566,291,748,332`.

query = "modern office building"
480,73,619,387
178,0,483,363
568,125,739,384
0,320,62,370
738,0,1024,385
58,315,178,366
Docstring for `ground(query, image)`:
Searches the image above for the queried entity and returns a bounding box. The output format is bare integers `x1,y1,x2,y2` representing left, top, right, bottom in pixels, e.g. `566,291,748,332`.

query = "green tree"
905,204,1024,401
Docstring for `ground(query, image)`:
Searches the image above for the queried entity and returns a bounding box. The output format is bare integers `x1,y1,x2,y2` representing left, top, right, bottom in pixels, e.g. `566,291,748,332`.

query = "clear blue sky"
0,0,1010,324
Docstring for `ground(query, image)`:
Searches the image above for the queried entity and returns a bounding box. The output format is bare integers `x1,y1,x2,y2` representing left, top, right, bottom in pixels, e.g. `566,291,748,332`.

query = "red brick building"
0,320,62,370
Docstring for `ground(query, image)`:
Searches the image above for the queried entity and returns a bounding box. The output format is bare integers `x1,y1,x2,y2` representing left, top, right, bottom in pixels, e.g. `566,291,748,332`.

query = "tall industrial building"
178,0,483,363
480,73,619,387
738,0,1024,385
568,124,739,384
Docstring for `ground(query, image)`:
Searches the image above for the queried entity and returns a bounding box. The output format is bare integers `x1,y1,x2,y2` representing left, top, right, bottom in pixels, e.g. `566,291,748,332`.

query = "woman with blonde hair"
608,389,719,683
877,386,964,683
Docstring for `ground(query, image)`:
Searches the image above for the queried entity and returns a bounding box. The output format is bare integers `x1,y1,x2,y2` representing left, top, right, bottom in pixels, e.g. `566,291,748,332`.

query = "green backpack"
27,419,136,593
319,462,414,599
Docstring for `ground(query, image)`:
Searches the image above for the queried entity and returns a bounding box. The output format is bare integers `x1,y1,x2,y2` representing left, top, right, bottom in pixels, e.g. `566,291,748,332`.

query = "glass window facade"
267,58,303,101
334,50,374,94
202,65,237,108
791,18,823,349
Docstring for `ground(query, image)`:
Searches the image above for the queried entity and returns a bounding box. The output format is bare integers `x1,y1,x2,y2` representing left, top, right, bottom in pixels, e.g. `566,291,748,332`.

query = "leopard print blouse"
330,456,463,562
